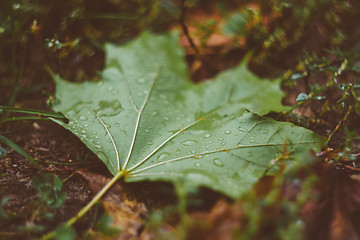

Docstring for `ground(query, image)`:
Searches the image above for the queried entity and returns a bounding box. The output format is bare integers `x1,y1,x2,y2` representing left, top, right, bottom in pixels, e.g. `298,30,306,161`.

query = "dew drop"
225,130,231,134
181,140,197,146
194,162,202,168
238,127,247,132
93,144,102,149
137,78,145,84
221,142,226,146
213,158,224,167
115,123,120,127
219,137,224,141
147,141,153,145
249,137,255,143
79,115,87,121
163,116,170,121
157,152,170,161
204,133,212,138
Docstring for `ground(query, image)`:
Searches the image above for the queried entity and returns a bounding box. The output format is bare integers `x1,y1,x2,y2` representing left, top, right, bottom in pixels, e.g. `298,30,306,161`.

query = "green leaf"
32,174,66,208
55,224,76,240
51,32,322,198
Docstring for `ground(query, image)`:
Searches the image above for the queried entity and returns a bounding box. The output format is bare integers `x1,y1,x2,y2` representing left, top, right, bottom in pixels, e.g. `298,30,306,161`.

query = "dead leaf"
187,199,245,240
302,164,360,240
78,170,150,240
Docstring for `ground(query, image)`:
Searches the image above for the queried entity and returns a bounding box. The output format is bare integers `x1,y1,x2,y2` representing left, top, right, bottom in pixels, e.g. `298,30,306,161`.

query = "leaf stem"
39,170,127,240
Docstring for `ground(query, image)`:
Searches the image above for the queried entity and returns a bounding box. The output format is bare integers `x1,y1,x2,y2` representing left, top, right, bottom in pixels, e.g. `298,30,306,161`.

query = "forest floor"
1,1,360,240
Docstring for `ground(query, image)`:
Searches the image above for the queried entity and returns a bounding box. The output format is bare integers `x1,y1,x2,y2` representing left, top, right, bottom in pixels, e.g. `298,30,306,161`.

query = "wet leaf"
51,32,322,198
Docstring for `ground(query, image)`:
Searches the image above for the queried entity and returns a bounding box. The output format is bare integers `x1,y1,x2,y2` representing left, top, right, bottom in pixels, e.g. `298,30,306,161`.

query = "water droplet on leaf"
194,162,202,168
181,140,197,146
213,158,224,167
204,133,212,138
79,115,87,121
157,152,170,161
238,127,247,132
137,78,145,84
94,144,102,149
225,130,231,134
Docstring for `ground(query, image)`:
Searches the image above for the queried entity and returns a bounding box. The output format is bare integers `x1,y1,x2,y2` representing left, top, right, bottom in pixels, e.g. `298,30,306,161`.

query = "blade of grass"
0,106,67,120
2,116,54,123
0,135,39,167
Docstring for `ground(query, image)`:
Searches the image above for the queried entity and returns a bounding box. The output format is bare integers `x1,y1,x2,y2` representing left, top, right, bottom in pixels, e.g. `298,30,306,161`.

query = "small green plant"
32,173,67,209
0,196,10,220
283,47,360,172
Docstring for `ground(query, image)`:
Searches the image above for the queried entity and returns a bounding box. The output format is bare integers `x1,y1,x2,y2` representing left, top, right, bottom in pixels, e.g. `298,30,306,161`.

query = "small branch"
179,0,199,56
326,106,352,145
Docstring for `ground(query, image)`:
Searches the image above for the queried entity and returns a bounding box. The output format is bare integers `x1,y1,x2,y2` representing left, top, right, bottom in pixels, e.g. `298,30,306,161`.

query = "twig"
179,0,199,56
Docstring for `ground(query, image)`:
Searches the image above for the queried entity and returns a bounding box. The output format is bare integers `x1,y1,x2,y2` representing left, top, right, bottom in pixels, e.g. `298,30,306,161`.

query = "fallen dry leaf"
302,163,360,240
78,170,150,240
187,199,245,240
